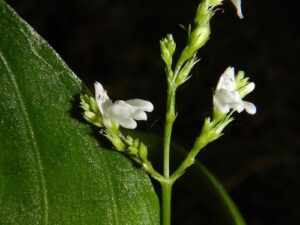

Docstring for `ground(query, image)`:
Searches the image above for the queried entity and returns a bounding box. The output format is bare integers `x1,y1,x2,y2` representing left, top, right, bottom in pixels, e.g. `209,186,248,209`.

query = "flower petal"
108,100,135,119
213,95,230,114
115,116,137,129
246,82,255,93
214,89,242,106
243,101,256,114
107,101,139,129
216,67,236,92
94,82,112,115
132,110,147,121
126,99,154,112
230,0,244,19
93,84,154,129
230,102,244,113
239,82,255,98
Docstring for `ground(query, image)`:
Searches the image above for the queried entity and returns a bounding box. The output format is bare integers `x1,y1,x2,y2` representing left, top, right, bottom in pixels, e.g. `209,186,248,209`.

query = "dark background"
7,0,300,224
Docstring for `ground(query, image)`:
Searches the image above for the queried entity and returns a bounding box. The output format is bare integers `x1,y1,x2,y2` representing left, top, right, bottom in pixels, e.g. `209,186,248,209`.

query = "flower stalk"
161,181,173,225
80,1,254,225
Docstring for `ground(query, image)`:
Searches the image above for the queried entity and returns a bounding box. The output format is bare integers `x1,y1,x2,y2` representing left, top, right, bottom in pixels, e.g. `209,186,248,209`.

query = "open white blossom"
94,82,154,129
230,0,244,19
213,67,256,115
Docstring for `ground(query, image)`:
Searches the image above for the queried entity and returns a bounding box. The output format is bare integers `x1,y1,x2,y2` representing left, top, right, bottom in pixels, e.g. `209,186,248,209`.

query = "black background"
7,0,300,224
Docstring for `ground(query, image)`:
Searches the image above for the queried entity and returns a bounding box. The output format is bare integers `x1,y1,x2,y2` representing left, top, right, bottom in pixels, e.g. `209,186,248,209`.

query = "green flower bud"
200,116,233,144
235,71,255,98
160,34,176,68
89,96,99,114
128,146,139,155
80,94,103,127
178,26,210,67
175,54,199,86
105,131,125,152
133,138,140,148
194,1,211,25
166,34,176,56
125,135,134,145
138,142,148,161
209,0,223,5
189,26,210,52
83,111,103,127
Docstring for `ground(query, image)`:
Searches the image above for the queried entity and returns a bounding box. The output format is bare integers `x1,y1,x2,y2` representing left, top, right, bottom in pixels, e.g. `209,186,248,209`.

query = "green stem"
163,86,176,178
162,84,176,225
161,181,173,225
171,134,208,182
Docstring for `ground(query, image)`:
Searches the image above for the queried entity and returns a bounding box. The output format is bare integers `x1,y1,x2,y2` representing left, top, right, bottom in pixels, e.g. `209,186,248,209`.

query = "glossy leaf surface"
0,2,159,224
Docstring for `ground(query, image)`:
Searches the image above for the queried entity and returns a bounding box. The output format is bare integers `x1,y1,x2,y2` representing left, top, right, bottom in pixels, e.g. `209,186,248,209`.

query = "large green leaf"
0,1,159,224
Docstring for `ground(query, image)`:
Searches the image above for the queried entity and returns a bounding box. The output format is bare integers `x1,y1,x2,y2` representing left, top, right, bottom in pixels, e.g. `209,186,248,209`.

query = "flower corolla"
95,82,154,129
213,67,256,115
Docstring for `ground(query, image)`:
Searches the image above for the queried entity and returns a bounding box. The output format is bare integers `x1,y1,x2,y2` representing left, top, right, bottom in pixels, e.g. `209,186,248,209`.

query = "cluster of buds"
160,0,244,89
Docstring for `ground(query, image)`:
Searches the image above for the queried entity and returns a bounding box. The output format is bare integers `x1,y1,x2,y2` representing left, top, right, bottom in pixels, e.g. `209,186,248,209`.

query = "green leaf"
126,131,246,225
0,1,159,224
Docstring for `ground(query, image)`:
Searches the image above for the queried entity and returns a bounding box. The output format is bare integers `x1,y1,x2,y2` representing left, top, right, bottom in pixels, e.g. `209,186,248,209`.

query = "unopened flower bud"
160,34,176,68
139,143,148,161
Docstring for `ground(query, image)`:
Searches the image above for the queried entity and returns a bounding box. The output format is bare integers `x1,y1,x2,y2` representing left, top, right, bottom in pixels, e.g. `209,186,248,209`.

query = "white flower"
213,67,256,115
94,82,154,129
230,0,244,19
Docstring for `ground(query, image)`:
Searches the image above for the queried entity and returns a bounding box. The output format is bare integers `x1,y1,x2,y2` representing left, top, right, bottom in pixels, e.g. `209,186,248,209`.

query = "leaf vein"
0,51,49,225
